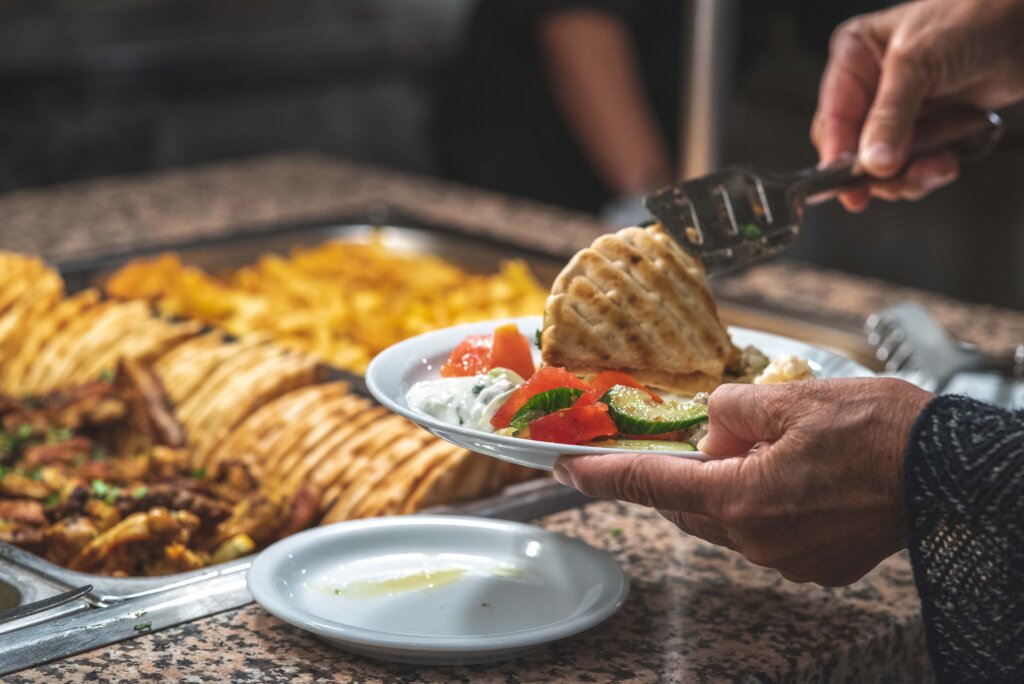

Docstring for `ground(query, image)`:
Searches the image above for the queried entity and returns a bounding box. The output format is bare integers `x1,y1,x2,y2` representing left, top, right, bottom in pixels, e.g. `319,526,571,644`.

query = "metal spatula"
643,107,1005,274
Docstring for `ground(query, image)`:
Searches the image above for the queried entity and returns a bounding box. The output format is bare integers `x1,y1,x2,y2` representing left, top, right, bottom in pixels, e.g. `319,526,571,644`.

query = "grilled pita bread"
542,224,738,394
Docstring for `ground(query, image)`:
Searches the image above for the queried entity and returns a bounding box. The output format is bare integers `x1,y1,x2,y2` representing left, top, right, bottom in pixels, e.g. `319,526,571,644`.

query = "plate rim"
246,514,630,653
365,315,874,460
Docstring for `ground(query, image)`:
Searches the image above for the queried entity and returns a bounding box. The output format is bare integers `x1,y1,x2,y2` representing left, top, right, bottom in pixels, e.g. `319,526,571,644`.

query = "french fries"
105,234,549,373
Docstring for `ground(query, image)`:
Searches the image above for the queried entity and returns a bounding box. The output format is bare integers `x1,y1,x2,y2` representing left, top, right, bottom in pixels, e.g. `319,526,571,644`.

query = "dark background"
1,0,1021,309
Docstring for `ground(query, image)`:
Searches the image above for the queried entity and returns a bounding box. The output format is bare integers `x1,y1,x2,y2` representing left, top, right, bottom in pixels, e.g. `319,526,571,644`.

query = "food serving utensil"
0,584,92,626
643,107,1005,274
865,301,1024,392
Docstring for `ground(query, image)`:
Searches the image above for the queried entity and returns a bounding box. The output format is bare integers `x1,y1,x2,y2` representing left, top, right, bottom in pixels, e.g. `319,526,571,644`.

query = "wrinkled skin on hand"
554,378,933,586
812,0,1024,211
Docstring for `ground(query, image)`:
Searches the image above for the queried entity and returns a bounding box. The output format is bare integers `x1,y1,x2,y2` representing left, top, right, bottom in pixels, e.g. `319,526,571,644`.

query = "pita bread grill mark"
282,399,387,491
627,227,736,364
572,247,692,371
56,300,152,383
23,300,117,392
261,392,369,481
3,289,100,393
616,226,732,361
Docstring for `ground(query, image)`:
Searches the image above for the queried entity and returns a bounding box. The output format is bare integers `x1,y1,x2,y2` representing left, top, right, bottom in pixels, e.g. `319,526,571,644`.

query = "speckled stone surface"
6,152,1020,682
7,503,933,684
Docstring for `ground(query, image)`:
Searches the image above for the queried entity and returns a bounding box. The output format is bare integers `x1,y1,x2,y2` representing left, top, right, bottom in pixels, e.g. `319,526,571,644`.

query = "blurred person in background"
433,1,890,223
433,0,683,222
554,0,1024,680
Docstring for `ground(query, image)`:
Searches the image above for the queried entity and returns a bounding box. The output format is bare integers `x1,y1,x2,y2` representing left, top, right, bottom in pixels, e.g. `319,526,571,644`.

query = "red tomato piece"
528,403,618,445
490,324,536,380
440,334,492,377
588,371,662,403
573,388,601,407
490,366,591,429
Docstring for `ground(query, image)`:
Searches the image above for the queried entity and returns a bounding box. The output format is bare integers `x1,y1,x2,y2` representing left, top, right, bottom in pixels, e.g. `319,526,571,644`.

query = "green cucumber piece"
508,387,583,432
600,385,708,435
594,439,698,452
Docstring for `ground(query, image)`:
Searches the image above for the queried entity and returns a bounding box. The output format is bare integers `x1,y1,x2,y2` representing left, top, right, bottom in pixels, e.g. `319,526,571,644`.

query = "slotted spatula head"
642,167,801,274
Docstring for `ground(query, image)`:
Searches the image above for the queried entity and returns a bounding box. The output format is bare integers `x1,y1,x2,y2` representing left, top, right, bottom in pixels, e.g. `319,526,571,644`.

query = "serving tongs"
643,107,1005,274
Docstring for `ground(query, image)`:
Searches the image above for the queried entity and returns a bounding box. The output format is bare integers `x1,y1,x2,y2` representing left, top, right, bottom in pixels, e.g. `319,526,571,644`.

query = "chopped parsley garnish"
133,621,153,633
99,368,115,383
46,427,74,443
29,468,42,481
610,527,624,537
471,380,486,396
191,468,206,480
740,223,763,240
91,447,108,461
535,329,542,350
131,486,149,500
91,479,121,504
0,465,9,479
44,494,59,508
1,424,34,457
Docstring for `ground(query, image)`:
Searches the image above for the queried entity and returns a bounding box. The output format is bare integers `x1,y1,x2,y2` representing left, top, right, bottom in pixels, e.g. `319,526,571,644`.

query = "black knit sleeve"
904,394,1024,683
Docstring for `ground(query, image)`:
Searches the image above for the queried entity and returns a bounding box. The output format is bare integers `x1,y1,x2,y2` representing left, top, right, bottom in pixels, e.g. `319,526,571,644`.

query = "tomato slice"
490,366,591,429
440,334,492,377
490,324,536,380
529,403,618,445
588,370,662,403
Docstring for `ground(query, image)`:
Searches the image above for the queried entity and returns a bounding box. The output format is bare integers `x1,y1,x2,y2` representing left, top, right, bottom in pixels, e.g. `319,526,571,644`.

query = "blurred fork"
864,301,1024,392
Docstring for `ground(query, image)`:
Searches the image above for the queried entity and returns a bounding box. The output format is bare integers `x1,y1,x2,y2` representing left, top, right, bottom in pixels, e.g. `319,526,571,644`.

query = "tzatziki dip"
405,368,524,433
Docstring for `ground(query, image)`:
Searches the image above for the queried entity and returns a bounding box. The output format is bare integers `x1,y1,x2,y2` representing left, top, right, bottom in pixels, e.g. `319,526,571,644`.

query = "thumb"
696,383,787,457
858,48,932,178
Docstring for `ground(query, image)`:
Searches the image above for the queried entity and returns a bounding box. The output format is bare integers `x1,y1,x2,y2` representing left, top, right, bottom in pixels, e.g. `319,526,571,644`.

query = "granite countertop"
8,503,930,684
3,153,1021,682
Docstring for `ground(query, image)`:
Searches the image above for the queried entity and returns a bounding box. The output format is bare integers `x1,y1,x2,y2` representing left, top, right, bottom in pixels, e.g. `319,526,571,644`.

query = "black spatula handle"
795,106,1005,203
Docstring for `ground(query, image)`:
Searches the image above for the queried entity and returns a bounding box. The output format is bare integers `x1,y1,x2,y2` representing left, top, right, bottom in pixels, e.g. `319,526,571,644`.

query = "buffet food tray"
0,219,587,674
1,216,877,674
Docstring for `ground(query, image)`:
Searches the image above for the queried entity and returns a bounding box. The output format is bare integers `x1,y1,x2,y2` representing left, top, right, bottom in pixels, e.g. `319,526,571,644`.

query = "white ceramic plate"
366,315,874,471
247,515,629,665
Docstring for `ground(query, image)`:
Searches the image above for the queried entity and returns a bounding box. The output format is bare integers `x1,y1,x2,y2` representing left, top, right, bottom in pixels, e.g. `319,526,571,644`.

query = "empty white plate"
247,515,629,665
366,315,874,470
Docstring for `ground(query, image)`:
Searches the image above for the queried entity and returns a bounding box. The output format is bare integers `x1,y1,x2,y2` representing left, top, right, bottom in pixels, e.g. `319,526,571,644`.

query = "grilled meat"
0,363,321,576
44,515,99,566
68,507,202,576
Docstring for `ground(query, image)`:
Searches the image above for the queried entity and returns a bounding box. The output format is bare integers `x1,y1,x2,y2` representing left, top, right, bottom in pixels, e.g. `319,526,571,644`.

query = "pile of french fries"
105,234,549,373
0,252,535,568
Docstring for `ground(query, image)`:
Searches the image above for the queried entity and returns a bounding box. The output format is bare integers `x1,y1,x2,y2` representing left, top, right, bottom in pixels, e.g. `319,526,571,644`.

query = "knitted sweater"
905,395,1024,683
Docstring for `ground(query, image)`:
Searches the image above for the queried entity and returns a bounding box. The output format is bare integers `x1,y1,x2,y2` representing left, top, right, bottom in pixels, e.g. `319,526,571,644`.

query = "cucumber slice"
600,385,708,435
508,387,583,432
592,439,697,452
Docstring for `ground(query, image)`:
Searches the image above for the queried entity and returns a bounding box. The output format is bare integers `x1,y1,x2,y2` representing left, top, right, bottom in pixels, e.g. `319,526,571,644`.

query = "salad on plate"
407,324,725,452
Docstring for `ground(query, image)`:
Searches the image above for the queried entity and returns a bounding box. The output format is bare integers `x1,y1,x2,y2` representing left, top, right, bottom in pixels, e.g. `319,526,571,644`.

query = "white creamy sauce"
406,368,524,432
754,355,815,385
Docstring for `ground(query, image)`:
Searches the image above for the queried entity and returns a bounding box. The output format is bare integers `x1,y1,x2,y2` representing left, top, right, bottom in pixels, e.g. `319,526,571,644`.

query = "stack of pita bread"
542,224,739,394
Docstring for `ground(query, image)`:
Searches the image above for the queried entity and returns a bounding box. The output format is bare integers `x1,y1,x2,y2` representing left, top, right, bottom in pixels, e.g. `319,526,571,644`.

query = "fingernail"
695,437,708,452
817,150,853,169
553,463,576,489
861,143,898,172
